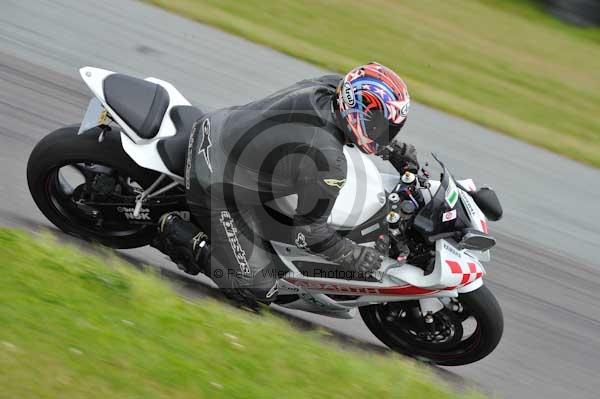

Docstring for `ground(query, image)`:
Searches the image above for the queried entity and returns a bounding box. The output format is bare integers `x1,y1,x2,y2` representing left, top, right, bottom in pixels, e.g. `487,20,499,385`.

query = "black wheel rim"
371,299,483,362
44,161,149,239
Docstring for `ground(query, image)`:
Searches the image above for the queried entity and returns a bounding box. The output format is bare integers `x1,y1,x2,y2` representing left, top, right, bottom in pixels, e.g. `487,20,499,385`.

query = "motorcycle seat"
157,105,205,176
103,74,170,139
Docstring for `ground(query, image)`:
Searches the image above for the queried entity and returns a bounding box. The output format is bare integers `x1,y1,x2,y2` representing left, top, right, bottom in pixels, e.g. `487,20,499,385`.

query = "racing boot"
154,213,209,276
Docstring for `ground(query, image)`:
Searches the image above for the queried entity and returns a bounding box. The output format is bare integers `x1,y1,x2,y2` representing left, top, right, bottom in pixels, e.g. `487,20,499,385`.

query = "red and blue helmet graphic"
336,63,410,154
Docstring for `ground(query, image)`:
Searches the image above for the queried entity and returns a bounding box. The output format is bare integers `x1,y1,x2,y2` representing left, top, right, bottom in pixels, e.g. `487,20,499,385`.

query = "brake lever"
417,175,430,188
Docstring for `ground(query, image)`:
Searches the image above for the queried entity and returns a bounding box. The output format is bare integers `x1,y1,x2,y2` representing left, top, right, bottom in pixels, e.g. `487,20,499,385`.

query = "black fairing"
344,205,389,243
413,160,471,238
471,187,503,221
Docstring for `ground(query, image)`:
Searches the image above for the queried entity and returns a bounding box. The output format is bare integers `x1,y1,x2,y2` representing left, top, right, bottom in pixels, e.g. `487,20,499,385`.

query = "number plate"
78,98,109,134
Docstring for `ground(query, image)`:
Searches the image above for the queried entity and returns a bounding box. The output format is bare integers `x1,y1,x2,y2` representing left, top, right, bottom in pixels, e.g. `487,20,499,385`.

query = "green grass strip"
0,228,482,398
145,0,600,168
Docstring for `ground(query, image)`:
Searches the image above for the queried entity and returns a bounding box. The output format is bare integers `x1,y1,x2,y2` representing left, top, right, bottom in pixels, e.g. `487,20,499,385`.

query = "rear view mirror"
459,229,496,251
471,187,503,221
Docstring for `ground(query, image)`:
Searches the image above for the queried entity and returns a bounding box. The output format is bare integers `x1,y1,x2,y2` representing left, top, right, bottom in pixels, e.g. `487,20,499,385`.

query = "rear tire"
27,125,160,248
360,285,503,366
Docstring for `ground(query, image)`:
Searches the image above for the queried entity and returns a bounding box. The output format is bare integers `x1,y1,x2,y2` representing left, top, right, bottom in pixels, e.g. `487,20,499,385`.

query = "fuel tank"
269,144,387,229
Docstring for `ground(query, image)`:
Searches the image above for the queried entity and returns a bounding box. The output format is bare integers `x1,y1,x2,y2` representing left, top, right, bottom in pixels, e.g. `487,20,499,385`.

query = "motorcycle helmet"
335,62,410,154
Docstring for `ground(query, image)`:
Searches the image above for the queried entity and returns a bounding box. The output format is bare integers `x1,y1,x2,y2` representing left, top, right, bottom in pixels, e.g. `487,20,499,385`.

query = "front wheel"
360,285,503,366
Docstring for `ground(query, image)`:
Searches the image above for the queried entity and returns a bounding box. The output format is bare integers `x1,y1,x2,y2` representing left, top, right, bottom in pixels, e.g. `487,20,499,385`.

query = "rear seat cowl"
103,74,170,139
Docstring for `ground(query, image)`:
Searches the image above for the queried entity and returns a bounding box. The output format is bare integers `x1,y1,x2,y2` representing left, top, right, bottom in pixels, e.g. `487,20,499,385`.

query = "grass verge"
0,228,481,399
145,0,600,168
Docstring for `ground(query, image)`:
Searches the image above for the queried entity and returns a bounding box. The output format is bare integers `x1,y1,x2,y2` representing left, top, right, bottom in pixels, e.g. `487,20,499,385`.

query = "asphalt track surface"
1,1,600,397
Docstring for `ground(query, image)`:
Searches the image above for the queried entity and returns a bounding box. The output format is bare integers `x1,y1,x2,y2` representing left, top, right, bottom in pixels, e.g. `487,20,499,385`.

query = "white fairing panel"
80,67,110,102
119,136,181,182
80,67,141,143
457,180,492,262
79,67,191,179
269,145,386,228
329,145,386,228
387,239,485,290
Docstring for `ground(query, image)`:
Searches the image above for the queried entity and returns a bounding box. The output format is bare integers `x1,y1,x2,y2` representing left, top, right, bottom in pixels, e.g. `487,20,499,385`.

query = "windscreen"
413,159,465,237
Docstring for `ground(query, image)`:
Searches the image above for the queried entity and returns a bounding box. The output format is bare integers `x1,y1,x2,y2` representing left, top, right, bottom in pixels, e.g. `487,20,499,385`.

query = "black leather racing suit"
185,75,414,303
185,74,355,302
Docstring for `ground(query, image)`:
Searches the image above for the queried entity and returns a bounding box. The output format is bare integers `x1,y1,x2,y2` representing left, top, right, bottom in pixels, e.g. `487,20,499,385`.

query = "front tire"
360,285,503,366
27,125,160,248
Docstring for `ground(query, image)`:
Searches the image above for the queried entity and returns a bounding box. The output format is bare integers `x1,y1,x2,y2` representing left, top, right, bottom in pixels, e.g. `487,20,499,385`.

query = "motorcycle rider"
157,62,418,306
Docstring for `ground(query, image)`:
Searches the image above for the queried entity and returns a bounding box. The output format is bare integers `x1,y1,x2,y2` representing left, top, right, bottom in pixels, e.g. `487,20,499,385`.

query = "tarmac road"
1,1,600,397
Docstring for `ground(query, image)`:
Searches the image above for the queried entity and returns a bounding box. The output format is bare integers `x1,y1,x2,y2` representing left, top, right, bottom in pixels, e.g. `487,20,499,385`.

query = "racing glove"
329,242,384,280
380,142,419,173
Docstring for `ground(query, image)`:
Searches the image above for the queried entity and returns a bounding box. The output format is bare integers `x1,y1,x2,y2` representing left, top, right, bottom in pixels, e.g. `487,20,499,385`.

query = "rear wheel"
27,125,162,248
360,285,503,366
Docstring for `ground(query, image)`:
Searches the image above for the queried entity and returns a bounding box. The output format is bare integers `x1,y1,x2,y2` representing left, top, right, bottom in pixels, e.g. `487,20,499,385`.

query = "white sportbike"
27,68,503,366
